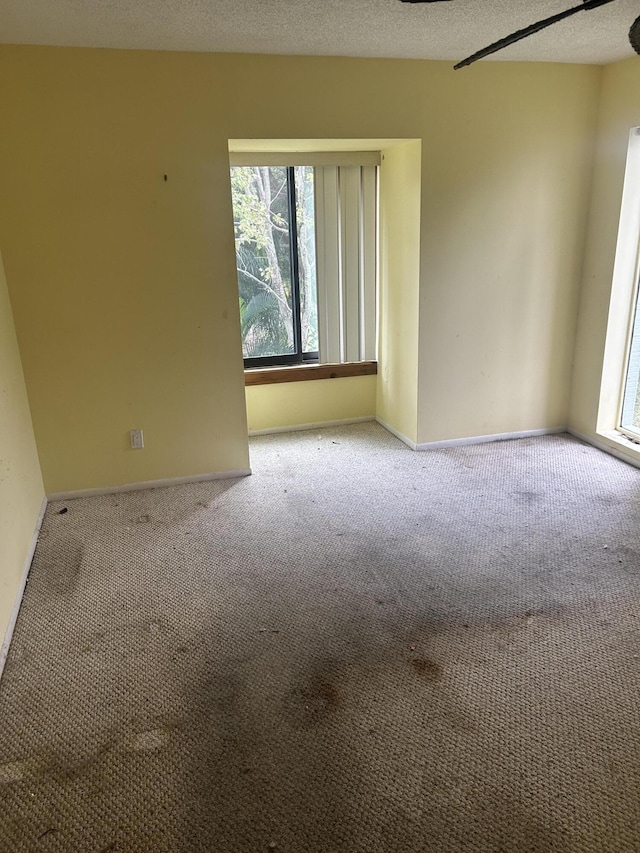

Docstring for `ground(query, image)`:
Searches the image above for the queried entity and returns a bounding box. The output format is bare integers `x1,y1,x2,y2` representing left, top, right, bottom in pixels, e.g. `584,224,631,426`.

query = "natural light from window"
230,158,378,370
231,165,319,366
620,281,640,438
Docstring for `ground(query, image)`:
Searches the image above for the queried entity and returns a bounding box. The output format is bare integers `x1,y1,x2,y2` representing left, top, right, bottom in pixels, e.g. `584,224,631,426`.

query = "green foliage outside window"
231,166,318,361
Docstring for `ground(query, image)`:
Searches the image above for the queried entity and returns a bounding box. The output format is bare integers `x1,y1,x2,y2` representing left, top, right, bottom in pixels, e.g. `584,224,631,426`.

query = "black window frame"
241,166,319,370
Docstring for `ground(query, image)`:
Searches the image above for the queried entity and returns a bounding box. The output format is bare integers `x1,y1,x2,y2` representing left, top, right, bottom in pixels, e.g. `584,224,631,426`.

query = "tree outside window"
231,166,318,365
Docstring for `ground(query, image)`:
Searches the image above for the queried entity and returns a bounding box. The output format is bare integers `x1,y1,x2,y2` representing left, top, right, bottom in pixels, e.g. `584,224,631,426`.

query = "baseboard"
248,416,375,437
47,469,252,501
375,417,418,450
0,495,48,682
415,426,566,451
376,419,566,451
568,427,640,471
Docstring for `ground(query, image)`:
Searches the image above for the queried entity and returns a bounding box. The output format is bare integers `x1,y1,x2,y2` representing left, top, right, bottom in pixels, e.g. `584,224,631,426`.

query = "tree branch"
236,260,291,315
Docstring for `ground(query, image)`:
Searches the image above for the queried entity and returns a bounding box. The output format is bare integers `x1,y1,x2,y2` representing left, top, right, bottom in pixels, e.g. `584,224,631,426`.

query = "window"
230,161,377,369
620,284,640,439
615,128,640,442
231,166,318,367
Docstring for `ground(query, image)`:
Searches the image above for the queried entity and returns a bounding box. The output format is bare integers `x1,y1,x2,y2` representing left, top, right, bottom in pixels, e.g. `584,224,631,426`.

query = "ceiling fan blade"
630,15,640,54
453,0,617,69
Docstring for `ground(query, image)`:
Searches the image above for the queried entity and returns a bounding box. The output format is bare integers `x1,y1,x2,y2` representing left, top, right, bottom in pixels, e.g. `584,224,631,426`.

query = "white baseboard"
47,469,252,501
0,495,48,682
376,418,566,451
568,427,640,471
375,417,418,450
415,426,566,451
248,416,375,437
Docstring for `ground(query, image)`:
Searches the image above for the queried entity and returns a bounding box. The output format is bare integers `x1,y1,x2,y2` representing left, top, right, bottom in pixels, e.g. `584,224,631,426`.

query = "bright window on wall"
230,160,378,369
620,287,640,439
616,127,640,442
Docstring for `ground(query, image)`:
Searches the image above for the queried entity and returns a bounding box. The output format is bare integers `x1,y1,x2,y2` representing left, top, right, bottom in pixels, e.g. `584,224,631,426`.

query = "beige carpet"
1,423,640,851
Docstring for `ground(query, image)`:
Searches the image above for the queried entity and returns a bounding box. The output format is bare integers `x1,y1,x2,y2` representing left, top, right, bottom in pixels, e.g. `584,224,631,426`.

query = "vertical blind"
315,165,378,364
228,151,379,366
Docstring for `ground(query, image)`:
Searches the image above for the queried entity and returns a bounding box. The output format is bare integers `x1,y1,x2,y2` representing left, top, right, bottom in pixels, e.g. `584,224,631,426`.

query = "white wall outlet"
130,429,144,449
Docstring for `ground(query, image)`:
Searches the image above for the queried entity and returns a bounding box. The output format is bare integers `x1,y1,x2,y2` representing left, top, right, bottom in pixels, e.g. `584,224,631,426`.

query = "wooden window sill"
244,361,377,387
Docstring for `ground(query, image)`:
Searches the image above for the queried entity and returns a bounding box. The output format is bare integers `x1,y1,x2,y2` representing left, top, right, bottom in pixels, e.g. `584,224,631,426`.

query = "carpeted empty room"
1,422,640,851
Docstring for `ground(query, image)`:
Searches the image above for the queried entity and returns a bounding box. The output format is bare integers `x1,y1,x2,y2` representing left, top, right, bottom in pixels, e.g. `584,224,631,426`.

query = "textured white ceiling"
1,0,640,65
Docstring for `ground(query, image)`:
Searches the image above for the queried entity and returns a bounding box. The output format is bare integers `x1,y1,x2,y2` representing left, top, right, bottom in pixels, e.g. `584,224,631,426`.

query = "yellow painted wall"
377,141,422,444
245,375,376,433
0,47,600,492
416,64,600,444
0,252,45,643
569,57,640,441
0,48,251,494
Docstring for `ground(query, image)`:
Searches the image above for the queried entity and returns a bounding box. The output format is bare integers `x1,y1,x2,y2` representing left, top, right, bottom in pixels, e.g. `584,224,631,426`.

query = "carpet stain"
284,673,342,729
314,679,340,708
514,490,542,504
614,545,640,573
0,753,56,784
52,741,115,780
596,494,621,506
80,629,107,653
41,538,84,595
412,657,442,682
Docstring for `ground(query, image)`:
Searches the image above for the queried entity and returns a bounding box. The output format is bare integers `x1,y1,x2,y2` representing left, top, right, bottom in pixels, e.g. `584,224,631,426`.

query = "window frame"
230,153,380,374
618,274,640,441
614,128,640,442
233,165,319,370
588,125,640,462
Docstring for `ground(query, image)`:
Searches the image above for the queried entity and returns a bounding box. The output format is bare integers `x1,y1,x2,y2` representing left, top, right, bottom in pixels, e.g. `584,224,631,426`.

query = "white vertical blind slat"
315,164,377,365
315,167,341,363
340,166,362,364
361,165,377,361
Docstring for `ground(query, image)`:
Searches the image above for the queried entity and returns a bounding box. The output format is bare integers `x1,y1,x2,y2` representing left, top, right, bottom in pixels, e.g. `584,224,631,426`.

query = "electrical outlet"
130,429,144,449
